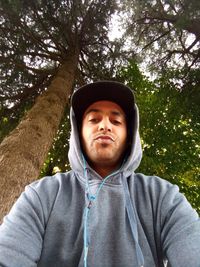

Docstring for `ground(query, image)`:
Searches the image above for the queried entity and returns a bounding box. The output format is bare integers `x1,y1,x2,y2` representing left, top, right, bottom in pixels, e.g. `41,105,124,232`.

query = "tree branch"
142,30,171,51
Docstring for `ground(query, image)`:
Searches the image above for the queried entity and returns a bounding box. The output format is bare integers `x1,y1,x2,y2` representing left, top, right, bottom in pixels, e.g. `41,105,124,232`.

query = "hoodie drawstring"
82,155,120,267
121,173,144,267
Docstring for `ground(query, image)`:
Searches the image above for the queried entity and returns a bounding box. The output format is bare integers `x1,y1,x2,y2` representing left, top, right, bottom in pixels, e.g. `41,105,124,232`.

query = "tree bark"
0,50,79,221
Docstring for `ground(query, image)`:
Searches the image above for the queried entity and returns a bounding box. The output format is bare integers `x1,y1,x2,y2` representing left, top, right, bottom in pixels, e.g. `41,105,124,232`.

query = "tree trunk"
0,50,79,221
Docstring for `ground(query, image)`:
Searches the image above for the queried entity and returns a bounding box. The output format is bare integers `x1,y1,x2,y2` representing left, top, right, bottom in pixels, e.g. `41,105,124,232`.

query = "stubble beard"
90,142,122,167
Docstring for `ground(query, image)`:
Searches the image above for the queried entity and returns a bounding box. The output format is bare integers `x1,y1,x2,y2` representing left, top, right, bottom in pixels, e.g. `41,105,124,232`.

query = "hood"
68,93,145,267
68,102,142,180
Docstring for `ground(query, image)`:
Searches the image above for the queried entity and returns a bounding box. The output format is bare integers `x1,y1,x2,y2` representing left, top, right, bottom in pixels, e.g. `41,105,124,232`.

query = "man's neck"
91,163,120,179
84,156,124,179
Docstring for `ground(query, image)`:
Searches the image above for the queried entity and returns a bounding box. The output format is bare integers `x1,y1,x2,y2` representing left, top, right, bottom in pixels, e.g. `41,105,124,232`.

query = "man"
0,81,199,267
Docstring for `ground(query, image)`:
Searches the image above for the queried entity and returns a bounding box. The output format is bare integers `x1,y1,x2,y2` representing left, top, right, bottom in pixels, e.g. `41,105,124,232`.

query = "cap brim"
71,81,135,124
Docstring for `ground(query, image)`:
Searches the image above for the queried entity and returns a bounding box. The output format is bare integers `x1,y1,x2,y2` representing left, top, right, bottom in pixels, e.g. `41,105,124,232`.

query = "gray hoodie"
0,104,199,267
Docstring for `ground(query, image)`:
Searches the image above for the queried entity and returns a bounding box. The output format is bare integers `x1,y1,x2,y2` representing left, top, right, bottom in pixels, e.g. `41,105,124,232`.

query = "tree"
0,0,122,220
121,0,200,71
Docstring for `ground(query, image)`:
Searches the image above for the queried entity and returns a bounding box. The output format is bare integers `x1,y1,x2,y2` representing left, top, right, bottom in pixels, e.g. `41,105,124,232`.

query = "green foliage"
119,60,200,214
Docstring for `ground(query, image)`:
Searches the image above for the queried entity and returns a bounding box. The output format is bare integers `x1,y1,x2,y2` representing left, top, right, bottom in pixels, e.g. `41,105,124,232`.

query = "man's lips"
94,135,115,142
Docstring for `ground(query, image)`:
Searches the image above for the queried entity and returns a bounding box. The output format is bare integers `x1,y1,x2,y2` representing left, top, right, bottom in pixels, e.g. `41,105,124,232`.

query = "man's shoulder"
132,173,196,218
132,173,181,206
27,171,75,198
133,172,174,190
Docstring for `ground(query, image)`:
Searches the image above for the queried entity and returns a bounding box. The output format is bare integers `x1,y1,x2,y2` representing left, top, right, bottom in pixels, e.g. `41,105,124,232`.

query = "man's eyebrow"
111,110,124,117
84,108,100,115
84,108,125,117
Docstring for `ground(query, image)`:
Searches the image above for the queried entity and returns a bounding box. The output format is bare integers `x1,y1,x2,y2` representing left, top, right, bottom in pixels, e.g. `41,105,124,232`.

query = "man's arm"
161,185,200,267
0,185,45,267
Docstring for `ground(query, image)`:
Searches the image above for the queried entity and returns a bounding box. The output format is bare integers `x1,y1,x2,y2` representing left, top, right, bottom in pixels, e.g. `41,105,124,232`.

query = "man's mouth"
94,135,114,143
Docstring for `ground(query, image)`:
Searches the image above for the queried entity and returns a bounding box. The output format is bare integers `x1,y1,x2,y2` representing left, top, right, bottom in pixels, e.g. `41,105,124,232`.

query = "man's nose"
98,118,111,131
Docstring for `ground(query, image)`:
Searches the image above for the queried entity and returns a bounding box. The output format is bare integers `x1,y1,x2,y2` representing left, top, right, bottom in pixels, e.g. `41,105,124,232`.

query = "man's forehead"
83,100,126,117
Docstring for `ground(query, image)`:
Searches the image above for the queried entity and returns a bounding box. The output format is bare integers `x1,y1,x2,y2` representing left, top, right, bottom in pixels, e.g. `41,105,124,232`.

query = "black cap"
71,81,135,126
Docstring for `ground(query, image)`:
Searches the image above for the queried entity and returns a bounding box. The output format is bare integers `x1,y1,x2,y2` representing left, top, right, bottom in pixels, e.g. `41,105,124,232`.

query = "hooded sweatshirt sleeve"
160,184,200,267
0,183,48,267
0,186,44,267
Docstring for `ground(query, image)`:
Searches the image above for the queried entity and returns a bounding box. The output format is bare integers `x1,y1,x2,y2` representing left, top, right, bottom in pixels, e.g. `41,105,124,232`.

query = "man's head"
71,81,136,176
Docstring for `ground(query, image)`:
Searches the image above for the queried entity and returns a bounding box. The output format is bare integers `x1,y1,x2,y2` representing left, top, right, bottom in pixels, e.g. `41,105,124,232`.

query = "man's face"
81,100,127,176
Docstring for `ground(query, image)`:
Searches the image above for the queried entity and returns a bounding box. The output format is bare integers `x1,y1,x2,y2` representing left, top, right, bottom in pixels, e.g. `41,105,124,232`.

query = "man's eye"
112,120,121,125
89,118,99,123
